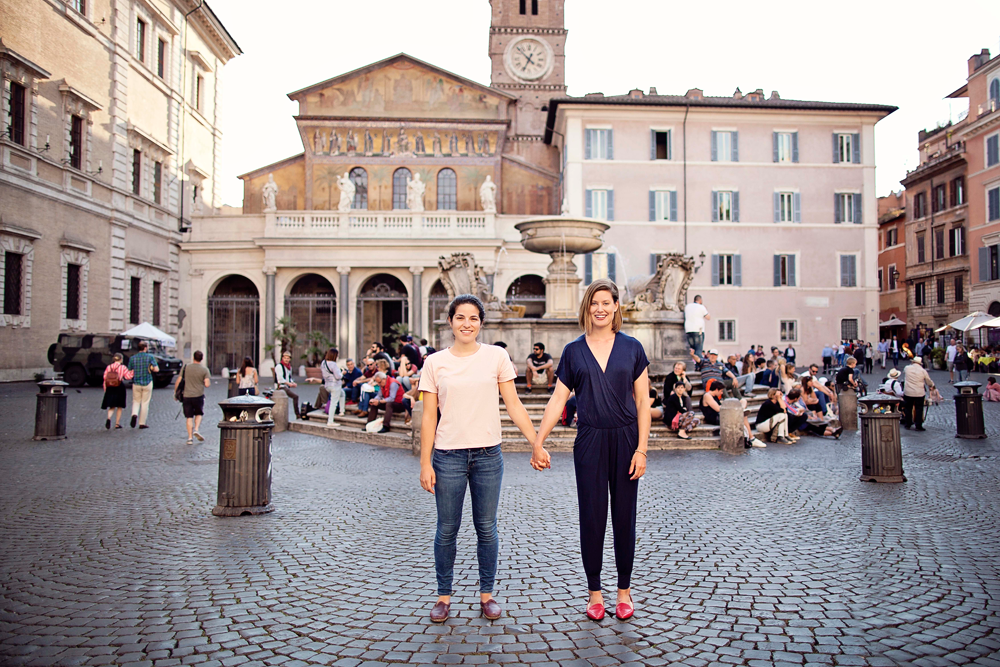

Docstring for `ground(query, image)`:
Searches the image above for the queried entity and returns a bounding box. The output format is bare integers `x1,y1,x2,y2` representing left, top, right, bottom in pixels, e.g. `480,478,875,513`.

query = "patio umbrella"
879,315,906,327
943,312,994,332
122,322,177,347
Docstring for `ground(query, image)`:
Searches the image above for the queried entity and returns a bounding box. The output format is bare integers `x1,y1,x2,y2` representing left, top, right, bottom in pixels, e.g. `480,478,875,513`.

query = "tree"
302,330,331,367
265,316,298,363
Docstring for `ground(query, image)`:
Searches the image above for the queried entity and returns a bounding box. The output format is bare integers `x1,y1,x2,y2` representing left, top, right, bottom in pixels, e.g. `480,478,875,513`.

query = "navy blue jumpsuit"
556,332,649,591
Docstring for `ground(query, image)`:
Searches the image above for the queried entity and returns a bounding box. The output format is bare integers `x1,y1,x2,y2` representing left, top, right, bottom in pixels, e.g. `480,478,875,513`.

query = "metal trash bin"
227,371,240,398
858,393,906,483
212,394,276,516
954,381,986,439
34,380,69,441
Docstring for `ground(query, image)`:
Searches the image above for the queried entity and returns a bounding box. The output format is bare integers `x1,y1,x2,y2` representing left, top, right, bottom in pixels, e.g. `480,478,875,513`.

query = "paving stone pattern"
1,369,999,666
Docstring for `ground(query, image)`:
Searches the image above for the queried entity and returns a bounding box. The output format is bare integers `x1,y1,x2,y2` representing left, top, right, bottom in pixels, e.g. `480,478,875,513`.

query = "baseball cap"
708,349,720,355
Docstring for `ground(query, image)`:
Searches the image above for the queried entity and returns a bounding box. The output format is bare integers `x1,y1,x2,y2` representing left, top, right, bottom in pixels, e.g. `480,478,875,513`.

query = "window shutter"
649,191,656,221
852,133,861,164
773,255,781,286
585,189,593,218
607,190,614,221
834,193,841,224
773,192,780,223
773,132,779,162
607,130,614,160
731,131,739,162
650,253,657,274
711,254,719,286
850,256,857,287
833,133,839,163
711,131,718,161
853,193,863,224
651,130,657,160
669,191,677,222
711,191,718,222
733,254,742,286
584,253,593,284
585,129,592,160
840,255,849,287
733,191,740,222
980,247,990,282
792,132,799,163
789,255,797,287
608,252,617,283
794,193,801,223
666,130,672,160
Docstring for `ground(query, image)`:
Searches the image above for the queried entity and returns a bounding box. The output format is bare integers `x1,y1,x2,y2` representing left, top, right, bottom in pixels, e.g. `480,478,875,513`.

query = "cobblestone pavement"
1,368,999,667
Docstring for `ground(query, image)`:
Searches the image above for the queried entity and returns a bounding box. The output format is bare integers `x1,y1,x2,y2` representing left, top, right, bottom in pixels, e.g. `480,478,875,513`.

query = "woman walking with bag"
102,353,133,429
533,279,652,621
418,294,541,623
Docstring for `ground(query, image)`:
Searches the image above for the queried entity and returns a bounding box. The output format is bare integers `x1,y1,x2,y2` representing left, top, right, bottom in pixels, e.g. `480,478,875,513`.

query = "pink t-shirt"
418,344,517,449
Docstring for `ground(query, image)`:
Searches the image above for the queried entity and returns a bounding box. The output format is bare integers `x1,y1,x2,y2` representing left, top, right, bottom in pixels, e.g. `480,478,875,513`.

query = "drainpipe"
683,103,690,255
178,1,205,232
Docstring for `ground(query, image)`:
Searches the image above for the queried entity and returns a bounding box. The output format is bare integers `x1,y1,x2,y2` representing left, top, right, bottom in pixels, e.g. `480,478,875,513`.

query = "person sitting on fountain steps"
525,342,554,392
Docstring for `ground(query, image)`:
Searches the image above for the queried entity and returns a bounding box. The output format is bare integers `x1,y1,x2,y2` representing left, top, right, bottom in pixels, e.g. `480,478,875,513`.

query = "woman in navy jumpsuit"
532,279,651,621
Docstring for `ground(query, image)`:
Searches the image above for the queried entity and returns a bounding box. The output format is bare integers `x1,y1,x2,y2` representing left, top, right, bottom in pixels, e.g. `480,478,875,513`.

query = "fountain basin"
514,218,610,255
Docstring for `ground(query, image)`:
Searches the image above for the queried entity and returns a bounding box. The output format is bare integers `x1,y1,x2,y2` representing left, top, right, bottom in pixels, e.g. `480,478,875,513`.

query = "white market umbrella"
977,316,1000,329
122,322,177,347
943,312,994,332
879,315,906,327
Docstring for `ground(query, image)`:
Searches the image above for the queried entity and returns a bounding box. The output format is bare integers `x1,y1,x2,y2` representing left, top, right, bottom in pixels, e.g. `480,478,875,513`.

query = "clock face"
505,37,553,82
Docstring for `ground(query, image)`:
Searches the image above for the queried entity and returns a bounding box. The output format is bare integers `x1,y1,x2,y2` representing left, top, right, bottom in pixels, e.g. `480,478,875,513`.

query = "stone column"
264,267,276,356
720,398,744,454
409,266,423,339
543,252,583,319
337,266,351,357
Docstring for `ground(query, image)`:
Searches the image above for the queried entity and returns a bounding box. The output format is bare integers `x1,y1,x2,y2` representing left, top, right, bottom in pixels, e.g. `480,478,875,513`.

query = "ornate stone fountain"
514,217,609,318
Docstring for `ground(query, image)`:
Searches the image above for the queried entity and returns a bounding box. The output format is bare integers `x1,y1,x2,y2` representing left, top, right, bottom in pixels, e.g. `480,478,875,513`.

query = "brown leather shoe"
481,598,502,620
429,601,450,623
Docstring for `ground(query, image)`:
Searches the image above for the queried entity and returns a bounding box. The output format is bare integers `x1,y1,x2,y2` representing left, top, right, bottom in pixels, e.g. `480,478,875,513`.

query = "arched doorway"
989,301,1000,317
285,274,337,355
207,275,259,374
506,274,546,318
357,274,409,358
429,279,450,325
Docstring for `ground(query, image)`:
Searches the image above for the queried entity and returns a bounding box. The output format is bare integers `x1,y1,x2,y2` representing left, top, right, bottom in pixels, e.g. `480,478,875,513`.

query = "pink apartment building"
545,87,895,364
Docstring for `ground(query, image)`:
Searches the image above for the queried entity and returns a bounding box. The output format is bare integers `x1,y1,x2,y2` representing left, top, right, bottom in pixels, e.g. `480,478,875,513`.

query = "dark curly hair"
447,294,485,322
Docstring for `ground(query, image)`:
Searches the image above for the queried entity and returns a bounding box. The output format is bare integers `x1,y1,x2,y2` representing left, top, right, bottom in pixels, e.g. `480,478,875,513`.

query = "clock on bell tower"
489,0,567,139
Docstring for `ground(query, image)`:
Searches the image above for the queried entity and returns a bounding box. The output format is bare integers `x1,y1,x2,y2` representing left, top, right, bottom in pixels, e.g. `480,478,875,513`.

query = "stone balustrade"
264,210,496,239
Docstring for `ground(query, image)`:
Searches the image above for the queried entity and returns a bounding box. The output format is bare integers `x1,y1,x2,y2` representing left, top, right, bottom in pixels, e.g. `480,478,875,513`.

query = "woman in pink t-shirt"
418,294,544,624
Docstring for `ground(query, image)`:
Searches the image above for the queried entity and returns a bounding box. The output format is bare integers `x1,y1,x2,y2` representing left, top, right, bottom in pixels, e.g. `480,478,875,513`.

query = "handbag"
174,365,186,402
365,417,383,433
670,412,681,430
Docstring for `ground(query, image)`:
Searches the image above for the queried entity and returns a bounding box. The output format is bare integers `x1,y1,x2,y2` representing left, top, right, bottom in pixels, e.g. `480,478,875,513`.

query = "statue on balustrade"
621,253,696,318
337,173,355,212
479,175,497,213
262,174,278,212
406,173,426,212
437,252,513,315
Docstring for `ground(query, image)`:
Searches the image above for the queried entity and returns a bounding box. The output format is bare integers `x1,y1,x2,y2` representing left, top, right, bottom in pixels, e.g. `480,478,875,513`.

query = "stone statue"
433,132,442,155
406,173,426,212
437,252,513,315
561,198,570,216
479,175,497,213
364,130,374,154
414,132,425,154
621,253,696,316
261,174,278,211
337,173,355,212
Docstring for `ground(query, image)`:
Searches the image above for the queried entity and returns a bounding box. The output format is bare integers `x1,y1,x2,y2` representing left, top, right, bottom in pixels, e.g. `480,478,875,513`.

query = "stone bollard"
719,398,744,454
410,401,423,456
838,389,858,431
272,389,289,433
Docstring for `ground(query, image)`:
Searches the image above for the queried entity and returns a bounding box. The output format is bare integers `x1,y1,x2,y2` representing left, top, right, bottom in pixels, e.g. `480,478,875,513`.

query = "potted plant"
930,346,946,370
301,330,331,382
265,316,298,365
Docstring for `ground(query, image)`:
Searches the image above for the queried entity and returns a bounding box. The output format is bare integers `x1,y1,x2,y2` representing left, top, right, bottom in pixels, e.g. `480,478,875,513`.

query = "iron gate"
285,294,337,345
207,296,260,374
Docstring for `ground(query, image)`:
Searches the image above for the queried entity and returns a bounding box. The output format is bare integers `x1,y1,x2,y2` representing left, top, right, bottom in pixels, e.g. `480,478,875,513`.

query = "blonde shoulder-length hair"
578,278,623,335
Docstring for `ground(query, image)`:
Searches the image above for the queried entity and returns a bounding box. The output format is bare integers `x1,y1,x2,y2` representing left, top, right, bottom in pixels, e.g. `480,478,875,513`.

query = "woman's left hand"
629,450,647,480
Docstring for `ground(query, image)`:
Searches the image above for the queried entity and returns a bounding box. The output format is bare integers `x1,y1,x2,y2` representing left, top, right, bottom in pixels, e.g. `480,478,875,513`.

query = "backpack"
106,365,121,387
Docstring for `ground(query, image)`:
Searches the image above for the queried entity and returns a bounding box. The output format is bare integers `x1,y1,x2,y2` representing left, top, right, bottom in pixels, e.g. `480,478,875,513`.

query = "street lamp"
693,251,707,273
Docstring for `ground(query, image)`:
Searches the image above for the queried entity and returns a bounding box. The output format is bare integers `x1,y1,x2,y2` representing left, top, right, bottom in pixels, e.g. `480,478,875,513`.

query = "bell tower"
489,0,567,139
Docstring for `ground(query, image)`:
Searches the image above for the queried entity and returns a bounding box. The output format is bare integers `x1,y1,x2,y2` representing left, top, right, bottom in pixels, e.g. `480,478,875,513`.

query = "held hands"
530,443,551,471
420,463,436,494
629,450,647,480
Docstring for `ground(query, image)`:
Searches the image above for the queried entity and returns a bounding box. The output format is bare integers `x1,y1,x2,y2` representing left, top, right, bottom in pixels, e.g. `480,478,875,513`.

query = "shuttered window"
3,252,23,316
917,234,926,263
153,161,162,205
955,276,964,303
840,255,857,288
934,227,945,261
834,193,861,224
773,132,798,163
136,18,146,62
988,135,1000,168
585,129,613,160
950,226,965,257
649,190,676,222
773,254,796,287
8,82,25,146
152,281,162,326
711,131,738,162
780,320,797,343
711,254,741,286
712,191,738,222
651,130,671,160
774,192,800,223
834,133,860,163
989,187,1000,221
583,252,616,284
132,149,142,195
130,276,141,324
914,282,926,307
66,264,81,320
69,115,83,170
586,189,613,221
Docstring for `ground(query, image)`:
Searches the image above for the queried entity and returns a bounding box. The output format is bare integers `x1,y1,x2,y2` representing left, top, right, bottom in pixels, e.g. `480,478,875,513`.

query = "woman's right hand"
420,463,436,494
530,445,551,471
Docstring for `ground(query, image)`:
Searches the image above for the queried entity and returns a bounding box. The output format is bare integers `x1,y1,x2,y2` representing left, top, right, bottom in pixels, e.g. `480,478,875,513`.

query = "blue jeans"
957,368,968,382
433,445,504,595
359,389,375,412
686,332,704,357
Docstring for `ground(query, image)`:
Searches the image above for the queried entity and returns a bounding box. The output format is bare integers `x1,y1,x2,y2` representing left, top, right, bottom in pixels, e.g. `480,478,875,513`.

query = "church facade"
181,0,566,372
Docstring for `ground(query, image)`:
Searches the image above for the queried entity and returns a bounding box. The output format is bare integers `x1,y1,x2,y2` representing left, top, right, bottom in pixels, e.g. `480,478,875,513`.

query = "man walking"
127,340,158,429
684,295,710,358
946,339,957,383
176,350,211,445
902,356,935,431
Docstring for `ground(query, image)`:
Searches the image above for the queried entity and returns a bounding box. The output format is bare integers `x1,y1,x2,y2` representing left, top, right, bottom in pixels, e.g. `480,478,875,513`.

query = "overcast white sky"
207,0,1000,208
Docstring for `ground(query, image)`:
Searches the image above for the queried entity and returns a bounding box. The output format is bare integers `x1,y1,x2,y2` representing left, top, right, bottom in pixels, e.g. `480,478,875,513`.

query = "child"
985,377,1000,402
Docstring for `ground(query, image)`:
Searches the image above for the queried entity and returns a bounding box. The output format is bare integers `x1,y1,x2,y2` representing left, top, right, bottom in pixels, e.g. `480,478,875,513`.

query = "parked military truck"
48,333,182,388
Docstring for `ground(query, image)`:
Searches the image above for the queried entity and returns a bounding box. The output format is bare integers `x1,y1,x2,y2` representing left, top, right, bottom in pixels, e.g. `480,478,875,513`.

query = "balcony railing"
264,210,496,239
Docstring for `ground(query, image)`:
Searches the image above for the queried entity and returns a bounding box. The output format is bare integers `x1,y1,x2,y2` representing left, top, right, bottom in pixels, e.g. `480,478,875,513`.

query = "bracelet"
634,450,647,457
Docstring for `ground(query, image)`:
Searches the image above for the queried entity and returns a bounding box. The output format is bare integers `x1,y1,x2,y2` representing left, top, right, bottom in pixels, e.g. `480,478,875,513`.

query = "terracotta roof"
544,94,897,143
